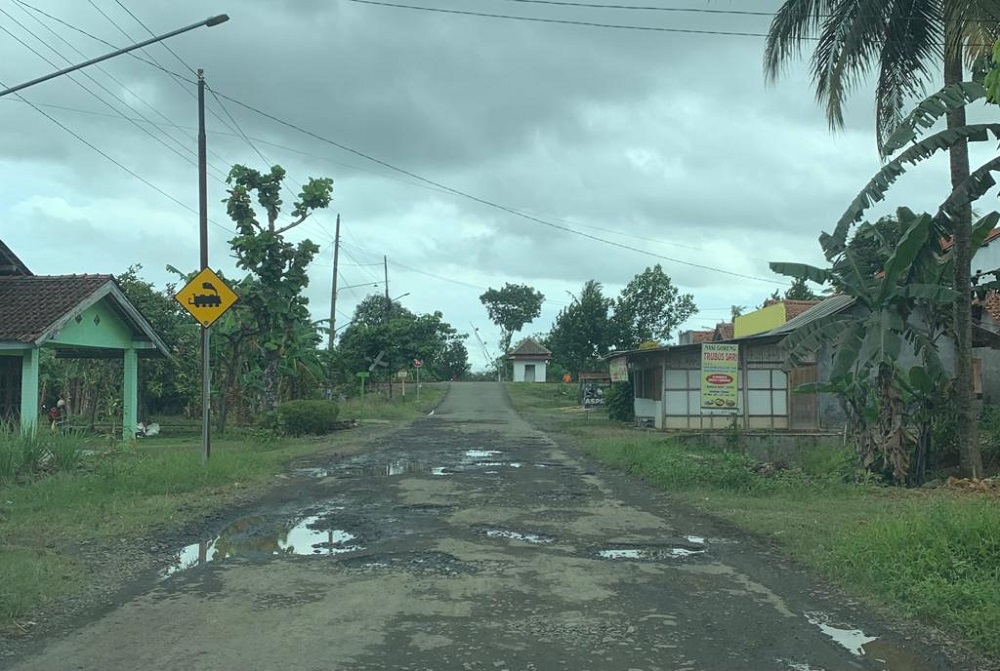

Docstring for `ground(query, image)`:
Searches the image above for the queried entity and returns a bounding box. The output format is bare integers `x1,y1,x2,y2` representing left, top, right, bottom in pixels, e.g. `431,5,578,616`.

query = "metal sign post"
413,359,423,403
175,267,238,464
357,371,369,401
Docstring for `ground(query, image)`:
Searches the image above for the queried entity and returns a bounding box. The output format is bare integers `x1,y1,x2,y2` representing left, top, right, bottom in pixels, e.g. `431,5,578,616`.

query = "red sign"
706,374,733,385
413,359,423,368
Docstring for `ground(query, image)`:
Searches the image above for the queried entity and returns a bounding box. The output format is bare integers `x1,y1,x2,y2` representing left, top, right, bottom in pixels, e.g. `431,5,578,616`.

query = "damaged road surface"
9,383,955,670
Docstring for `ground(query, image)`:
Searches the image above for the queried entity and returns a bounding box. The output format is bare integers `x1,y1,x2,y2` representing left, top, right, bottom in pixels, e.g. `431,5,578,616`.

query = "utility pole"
384,255,390,315
198,68,211,464
384,255,393,398
328,214,341,349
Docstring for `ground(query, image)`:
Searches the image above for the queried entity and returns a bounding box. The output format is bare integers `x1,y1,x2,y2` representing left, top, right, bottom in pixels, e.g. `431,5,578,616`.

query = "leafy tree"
479,283,545,359
547,280,614,374
224,164,333,411
438,339,471,380
764,1,1000,477
612,264,696,349
784,276,821,302
338,295,467,386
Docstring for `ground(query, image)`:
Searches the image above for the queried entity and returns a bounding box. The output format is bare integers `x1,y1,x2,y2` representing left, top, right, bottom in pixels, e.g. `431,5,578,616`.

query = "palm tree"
764,0,1000,477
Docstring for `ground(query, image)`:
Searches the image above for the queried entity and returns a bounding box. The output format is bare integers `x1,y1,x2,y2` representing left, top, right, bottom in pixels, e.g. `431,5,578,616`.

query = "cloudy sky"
2,0,997,370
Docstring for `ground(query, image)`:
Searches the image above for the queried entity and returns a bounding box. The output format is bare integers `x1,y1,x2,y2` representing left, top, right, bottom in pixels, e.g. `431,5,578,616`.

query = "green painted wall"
734,303,787,338
49,300,135,349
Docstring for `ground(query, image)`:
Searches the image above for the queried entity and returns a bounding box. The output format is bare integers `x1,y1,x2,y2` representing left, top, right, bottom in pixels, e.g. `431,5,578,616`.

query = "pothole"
464,449,502,459
593,539,707,561
477,527,556,545
804,613,934,670
160,510,365,579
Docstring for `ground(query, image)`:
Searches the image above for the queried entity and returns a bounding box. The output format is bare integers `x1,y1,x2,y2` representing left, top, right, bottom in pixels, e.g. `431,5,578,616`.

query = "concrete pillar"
20,348,39,435
123,348,138,440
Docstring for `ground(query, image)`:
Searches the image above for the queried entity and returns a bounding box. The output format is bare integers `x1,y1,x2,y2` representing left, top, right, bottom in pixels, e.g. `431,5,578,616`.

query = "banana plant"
771,208,998,481
819,80,1000,258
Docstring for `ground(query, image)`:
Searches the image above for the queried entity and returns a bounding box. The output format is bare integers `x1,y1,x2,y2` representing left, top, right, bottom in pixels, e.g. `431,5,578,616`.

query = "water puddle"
481,528,555,544
297,448,528,480
805,613,933,670
160,510,364,579
292,467,331,478
595,538,707,561
464,449,502,459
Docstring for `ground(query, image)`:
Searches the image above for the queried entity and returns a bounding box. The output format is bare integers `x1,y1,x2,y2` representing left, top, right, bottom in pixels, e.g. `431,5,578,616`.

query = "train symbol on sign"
188,282,222,308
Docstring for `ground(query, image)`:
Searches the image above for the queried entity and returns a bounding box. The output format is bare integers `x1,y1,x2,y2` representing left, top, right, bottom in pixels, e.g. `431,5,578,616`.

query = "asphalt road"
8,383,958,670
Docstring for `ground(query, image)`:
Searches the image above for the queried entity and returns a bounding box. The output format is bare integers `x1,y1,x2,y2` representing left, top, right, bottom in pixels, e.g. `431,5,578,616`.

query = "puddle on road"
805,613,934,671
480,528,556,545
464,449,502,459
598,547,705,560
160,511,364,579
303,447,526,480
595,538,707,561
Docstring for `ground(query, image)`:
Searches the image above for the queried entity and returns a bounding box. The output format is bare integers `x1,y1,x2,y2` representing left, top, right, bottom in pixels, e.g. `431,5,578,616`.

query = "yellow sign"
175,268,238,328
700,343,739,411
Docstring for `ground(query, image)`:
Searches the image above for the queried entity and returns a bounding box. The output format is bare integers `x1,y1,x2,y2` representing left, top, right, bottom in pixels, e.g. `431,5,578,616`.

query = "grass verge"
506,383,1000,660
339,382,447,421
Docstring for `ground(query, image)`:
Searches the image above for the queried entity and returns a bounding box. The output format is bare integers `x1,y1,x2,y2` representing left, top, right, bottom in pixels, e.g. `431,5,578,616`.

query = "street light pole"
198,68,211,464
0,15,229,98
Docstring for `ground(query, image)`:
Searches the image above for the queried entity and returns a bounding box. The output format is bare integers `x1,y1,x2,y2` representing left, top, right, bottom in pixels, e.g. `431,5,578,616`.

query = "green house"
0,240,169,437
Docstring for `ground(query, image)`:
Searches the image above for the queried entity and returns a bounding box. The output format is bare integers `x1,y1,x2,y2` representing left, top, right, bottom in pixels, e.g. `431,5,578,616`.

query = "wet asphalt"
6,383,966,670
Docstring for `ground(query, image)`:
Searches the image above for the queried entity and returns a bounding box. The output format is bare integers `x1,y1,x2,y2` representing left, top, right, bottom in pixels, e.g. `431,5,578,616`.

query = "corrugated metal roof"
766,294,855,336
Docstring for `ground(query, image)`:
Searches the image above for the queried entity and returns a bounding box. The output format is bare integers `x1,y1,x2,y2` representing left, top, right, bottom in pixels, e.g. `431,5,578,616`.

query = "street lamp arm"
0,14,230,99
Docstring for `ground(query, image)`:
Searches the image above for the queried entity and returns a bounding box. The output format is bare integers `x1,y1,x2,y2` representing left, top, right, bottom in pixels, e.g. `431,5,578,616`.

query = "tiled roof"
508,337,552,357
691,330,714,343
0,239,31,276
713,322,734,341
783,300,822,320
0,274,114,342
942,226,1000,251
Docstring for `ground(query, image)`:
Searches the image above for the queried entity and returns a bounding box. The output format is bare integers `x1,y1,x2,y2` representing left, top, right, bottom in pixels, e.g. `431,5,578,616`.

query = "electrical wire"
490,0,775,16
210,87,783,285
0,9,201,169
112,0,197,75
343,0,779,38
0,76,237,234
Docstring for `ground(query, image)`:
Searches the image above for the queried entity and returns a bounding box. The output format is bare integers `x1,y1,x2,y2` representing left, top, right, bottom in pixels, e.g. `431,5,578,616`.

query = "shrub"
258,400,340,437
605,382,634,422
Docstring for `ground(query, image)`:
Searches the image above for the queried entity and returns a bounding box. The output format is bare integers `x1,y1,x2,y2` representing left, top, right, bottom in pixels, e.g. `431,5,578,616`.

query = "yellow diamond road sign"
175,268,238,328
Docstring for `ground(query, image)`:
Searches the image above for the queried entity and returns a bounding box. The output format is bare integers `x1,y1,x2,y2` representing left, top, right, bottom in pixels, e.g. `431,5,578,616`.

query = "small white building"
508,338,552,383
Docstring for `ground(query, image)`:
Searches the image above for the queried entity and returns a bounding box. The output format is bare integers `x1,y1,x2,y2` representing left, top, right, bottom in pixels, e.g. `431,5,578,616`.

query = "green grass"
339,383,447,421
504,381,580,410
505,383,1000,660
0,548,83,624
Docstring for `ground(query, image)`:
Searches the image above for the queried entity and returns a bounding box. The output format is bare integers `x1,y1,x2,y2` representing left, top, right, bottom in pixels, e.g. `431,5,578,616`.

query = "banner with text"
700,343,739,411
609,357,628,383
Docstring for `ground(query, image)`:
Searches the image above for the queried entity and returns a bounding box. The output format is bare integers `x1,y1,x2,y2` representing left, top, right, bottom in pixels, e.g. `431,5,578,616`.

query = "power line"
343,0,778,38
0,76,220,224
341,242,572,305
491,0,774,16
210,87,782,284
0,8,203,170
112,0,197,75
